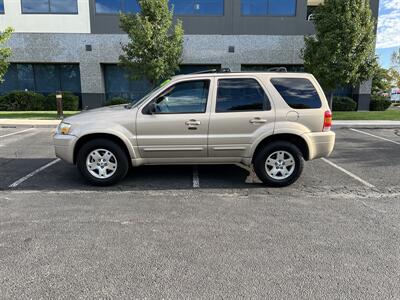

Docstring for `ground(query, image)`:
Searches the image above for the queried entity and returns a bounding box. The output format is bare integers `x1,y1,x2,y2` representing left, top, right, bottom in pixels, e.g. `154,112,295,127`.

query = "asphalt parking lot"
1,126,399,298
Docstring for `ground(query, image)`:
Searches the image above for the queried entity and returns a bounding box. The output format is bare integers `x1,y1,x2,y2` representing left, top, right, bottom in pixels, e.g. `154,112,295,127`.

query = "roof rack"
190,68,232,75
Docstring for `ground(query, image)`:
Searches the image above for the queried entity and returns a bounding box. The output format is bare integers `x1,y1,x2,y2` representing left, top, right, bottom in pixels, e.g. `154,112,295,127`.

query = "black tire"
253,141,304,187
76,138,129,186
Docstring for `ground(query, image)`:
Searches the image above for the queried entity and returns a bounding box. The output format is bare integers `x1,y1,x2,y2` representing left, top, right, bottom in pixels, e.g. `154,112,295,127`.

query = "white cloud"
382,0,400,10
377,2,400,49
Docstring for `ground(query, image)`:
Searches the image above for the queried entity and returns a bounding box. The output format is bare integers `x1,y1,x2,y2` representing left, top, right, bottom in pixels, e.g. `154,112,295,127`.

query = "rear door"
208,76,275,158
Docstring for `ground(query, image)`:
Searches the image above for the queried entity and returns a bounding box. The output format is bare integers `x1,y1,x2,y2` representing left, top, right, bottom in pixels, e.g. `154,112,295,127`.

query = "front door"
136,79,212,159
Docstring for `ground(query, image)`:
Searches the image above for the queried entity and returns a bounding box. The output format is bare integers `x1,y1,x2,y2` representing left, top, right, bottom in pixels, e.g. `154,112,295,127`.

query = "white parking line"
192,165,200,188
321,158,375,188
8,159,61,188
0,128,34,139
350,128,400,145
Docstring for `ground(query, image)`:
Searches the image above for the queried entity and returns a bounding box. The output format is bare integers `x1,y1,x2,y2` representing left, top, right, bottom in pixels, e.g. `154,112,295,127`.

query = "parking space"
2,125,400,298
1,126,399,194
330,128,400,188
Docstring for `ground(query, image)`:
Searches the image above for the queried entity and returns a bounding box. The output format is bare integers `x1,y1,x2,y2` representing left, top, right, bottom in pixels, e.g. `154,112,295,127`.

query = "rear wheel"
254,141,304,187
76,139,129,186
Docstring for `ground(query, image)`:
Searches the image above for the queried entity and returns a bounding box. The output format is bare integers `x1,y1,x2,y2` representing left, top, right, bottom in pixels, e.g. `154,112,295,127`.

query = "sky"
376,0,400,68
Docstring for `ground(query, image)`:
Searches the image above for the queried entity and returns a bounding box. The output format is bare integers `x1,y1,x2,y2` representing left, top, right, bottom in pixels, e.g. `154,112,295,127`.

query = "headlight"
56,122,72,135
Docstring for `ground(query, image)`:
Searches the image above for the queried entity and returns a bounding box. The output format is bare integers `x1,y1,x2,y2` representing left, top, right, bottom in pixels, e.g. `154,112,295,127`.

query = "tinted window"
34,64,59,93
0,63,81,95
271,78,322,109
95,0,140,13
169,0,224,16
16,64,35,90
216,78,271,113
21,0,78,13
60,65,81,93
0,64,18,93
50,0,78,13
241,0,296,16
151,80,210,114
103,64,151,101
0,0,4,13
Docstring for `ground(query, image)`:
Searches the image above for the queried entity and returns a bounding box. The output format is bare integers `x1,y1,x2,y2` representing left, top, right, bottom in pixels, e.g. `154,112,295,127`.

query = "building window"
0,0,4,13
241,0,296,16
169,0,224,16
0,63,81,95
103,64,151,101
95,0,140,14
21,0,78,14
216,78,271,113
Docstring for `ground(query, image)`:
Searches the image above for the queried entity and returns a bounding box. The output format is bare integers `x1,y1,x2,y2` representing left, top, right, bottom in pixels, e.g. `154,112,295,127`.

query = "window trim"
215,77,272,113
240,0,297,17
20,0,79,14
141,79,212,115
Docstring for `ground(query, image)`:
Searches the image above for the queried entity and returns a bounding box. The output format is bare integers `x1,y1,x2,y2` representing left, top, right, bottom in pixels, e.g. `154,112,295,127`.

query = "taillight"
323,110,332,131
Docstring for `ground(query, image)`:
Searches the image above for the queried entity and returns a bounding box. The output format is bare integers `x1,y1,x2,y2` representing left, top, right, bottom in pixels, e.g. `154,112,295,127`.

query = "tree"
0,27,14,82
391,48,400,67
119,0,184,87
372,67,392,95
388,68,400,88
301,0,378,108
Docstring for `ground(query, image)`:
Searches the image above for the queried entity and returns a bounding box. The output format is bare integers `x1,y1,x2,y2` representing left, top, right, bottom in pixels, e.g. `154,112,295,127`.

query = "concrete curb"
0,119,60,128
333,121,400,129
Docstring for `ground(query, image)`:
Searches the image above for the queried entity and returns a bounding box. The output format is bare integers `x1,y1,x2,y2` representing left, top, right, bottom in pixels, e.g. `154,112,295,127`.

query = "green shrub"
370,94,392,111
332,96,357,111
0,91,45,111
104,97,129,106
44,92,79,111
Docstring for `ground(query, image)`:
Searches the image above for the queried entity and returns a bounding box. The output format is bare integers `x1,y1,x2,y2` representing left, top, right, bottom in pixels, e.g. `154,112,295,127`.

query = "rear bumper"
302,131,336,160
53,134,77,164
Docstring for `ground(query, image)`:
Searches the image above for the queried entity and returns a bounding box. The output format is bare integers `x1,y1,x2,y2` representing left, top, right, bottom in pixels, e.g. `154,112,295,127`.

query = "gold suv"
54,71,335,187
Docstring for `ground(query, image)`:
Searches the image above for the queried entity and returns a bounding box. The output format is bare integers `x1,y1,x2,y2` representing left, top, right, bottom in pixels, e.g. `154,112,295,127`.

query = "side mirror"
147,102,157,115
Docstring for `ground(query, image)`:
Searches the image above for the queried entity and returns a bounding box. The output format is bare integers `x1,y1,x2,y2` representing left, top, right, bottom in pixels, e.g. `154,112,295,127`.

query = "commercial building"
0,0,379,109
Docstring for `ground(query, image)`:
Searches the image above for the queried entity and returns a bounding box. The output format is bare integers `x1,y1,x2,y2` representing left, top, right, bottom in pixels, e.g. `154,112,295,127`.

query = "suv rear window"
270,78,322,109
216,78,271,113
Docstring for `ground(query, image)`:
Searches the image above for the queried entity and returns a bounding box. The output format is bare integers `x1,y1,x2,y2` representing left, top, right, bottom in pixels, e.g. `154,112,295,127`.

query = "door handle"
185,119,201,126
250,117,267,124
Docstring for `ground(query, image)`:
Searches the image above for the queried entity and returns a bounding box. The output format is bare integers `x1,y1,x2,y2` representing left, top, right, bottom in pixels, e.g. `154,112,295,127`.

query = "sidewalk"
0,119,61,128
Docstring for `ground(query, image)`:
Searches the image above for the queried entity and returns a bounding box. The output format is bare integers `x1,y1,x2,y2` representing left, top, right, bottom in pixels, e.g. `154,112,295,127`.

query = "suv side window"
148,80,210,114
216,78,271,113
270,78,322,109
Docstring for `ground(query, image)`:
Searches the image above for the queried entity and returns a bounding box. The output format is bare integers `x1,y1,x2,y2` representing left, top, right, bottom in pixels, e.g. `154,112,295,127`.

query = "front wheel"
76,139,129,186
254,141,304,187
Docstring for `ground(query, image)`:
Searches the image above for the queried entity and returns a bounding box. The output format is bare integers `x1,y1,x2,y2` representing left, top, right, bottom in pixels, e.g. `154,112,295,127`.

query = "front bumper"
53,134,78,164
302,131,336,160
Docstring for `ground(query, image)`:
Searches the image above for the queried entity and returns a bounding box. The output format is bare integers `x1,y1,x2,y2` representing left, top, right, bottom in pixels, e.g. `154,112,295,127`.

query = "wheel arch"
251,133,310,162
73,133,133,164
